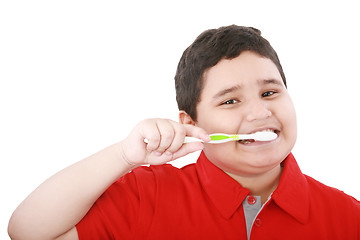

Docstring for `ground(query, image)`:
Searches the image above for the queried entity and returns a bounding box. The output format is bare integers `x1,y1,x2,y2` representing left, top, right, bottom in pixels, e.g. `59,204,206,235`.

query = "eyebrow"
212,85,242,99
260,79,284,87
212,79,284,99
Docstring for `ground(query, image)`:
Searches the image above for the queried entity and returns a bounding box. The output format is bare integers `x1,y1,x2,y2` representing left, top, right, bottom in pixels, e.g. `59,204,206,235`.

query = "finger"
153,119,175,153
137,119,161,152
145,150,175,165
171,142,205,160
183,124,211,142
145,142,204,165
165,121,187,154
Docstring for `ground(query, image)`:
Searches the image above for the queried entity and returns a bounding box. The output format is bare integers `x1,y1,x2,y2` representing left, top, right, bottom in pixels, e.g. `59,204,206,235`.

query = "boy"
8,25,360,240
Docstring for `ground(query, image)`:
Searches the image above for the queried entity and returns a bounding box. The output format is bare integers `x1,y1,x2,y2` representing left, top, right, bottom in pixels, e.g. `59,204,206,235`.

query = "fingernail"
202,134,211,142
165,151,172,156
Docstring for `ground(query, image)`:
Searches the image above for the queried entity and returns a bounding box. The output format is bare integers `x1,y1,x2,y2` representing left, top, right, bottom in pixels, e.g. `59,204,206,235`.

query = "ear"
179,110,196,126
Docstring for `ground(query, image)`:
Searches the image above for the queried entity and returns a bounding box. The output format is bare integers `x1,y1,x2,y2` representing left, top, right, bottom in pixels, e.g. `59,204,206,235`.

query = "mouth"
238,129,279,145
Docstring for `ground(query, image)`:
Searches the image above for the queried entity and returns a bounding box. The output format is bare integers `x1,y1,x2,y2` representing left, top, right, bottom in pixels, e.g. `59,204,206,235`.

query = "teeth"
238,139,255,144
258,129,274,133
238,129,277,144
254,129,277,135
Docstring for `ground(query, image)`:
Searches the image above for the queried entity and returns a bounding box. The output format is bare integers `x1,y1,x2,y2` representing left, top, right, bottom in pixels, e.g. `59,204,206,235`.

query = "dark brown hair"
175,25,286,121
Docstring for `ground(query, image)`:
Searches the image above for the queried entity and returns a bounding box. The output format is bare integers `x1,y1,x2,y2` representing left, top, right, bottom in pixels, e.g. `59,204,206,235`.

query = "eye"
262,91,277,98
221,99,239,105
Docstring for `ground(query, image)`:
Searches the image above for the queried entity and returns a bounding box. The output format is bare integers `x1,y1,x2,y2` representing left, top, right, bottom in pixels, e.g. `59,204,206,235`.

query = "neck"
227,165,283,205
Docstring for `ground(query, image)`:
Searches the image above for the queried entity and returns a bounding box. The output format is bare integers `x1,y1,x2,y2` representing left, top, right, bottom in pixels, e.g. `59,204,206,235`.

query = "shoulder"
130,163,198,189
77,164,195,237
103,163,197,199
131,163,190,181
304,174,360,211
131,163,196,180
305,174,358,200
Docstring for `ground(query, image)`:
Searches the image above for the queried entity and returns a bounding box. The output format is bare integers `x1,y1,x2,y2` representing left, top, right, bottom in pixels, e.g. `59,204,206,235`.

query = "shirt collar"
272,153,310,224
196,151,250,219
195,151,310,223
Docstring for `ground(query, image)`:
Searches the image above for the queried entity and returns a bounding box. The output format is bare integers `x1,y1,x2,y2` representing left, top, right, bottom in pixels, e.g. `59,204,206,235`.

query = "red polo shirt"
76,152,360,239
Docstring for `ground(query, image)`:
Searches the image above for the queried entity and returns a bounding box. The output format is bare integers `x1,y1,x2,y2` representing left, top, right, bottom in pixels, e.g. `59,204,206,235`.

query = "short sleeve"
76,170,142,239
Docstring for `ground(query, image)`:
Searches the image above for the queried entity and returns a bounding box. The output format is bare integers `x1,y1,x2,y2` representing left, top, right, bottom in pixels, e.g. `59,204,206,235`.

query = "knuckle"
178,127,186,137
150,135,161,142
162,133,174,142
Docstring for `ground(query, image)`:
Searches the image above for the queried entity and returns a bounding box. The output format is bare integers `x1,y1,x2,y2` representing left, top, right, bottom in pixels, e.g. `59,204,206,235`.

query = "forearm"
8,141,135,240
8,119,209,240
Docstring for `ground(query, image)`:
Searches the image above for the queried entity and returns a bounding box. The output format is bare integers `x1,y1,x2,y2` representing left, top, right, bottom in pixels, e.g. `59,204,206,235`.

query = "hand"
120,118,210,166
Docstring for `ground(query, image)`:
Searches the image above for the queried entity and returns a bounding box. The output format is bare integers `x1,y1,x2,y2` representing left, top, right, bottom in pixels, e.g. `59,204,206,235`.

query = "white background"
1,0,359,238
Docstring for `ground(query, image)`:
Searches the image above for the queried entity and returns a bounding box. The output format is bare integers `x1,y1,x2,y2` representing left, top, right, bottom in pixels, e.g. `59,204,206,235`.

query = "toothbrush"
144,131,277,144
208,132,277,143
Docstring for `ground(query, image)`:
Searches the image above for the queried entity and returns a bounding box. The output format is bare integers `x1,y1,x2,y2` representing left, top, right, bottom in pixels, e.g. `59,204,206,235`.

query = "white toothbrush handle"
143,137,203,144
183,137,204,143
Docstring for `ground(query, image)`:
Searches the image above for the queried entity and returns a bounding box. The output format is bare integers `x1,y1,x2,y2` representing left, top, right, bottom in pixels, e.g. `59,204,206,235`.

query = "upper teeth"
238,129,277,142
255,129,274,133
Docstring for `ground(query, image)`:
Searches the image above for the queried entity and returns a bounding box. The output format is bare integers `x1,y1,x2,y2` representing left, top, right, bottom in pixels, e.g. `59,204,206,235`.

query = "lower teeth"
239,140,254,144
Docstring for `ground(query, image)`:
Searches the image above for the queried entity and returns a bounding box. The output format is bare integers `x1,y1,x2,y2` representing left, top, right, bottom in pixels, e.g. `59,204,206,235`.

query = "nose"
245,99,272,122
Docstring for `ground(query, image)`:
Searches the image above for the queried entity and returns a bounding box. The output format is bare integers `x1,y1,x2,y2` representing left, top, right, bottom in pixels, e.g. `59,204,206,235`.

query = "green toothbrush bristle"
210,135,231,141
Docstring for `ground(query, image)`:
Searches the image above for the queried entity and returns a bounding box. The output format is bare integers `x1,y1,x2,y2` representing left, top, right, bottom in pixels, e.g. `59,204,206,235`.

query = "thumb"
171,142,205,160
145,142,204,165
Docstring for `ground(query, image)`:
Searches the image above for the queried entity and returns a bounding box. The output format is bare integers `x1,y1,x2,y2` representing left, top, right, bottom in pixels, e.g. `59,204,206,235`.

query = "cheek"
196,110,241,134
289,112,297,141
278,100,297,139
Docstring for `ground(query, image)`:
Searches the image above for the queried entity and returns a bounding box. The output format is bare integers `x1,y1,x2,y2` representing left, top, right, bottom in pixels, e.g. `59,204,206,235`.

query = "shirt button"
247,196,257,205
254,218,262,227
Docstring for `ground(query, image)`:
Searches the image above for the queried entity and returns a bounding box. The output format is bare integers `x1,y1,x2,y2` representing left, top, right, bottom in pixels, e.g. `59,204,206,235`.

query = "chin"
204,143,292,174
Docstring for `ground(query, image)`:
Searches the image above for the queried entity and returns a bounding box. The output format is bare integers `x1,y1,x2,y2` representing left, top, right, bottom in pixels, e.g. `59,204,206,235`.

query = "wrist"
116,141,141,170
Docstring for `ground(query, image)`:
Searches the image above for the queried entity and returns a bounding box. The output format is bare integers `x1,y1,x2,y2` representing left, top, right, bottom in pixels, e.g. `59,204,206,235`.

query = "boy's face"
192,51,297,176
